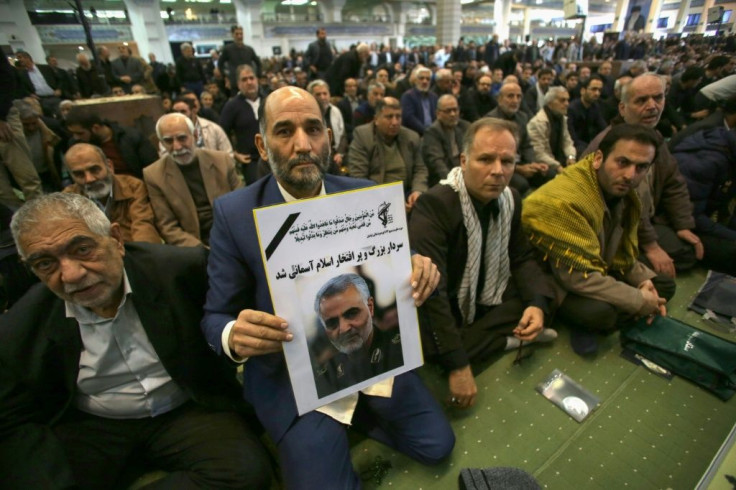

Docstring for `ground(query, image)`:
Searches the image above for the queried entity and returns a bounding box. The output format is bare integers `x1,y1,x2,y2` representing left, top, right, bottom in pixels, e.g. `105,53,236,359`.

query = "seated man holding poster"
311,273,404,398
409,118,558,410
201,86,454,489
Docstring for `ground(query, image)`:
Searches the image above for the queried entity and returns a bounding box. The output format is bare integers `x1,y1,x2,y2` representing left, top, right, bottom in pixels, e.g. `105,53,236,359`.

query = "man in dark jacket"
1,193,271,489
75,53,108,98
410,118,557,409
421,94,470,186
459,74,497,122
669,96,736,149
65,109,158,179
217,25,262,89
176,43,207,96
484,34,500,67
567,75,607,155
671,127,736,275
15,51,64,116
400,66,438,136
326,43,370,96
304,28,334,81
111,44,145,94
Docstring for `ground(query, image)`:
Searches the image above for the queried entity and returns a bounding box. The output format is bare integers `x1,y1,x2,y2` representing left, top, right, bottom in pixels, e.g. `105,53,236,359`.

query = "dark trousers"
701,233,736,276
182,80,204,97
639,223,698,272
52,402,272,490
241,156,261,186
276,371,455,489
557,273,676,333
509,166,559,197
38,96,62,118
462,297,526,362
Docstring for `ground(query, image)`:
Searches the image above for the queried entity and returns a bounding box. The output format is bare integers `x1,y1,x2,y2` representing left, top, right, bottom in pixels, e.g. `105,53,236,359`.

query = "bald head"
66,142,108,165
260,86,322,137
619,74,665,128
65,143,114,200
437,94,459,128
255,86,331,199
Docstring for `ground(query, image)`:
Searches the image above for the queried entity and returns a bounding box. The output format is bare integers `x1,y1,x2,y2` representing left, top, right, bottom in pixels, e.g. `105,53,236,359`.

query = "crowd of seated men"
1,27,735,489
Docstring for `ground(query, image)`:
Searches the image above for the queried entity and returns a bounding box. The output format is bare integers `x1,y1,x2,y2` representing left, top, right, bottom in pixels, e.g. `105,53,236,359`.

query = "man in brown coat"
144,113,242,247
63,143,161,244
583,74,700,278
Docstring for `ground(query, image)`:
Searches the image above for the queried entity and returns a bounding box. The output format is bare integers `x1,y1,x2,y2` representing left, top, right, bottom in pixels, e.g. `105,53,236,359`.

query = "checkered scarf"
441,167,513,324
522,154,641,276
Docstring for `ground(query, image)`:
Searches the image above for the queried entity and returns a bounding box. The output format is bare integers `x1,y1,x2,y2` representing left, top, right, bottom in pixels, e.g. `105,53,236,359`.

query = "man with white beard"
144,113,242,247
63,143,161,243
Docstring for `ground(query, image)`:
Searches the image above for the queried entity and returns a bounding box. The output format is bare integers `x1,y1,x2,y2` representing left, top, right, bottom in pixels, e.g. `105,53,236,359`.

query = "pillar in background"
696,0,716,33
233,0,265,53
613,0,631,33
522,7,532,42
326,0,345,23
122,0,173,63
644,0,664,33
494,0,512,42
673,0,694,33
0,0,46,60
392,2,409,46
436,0,461,47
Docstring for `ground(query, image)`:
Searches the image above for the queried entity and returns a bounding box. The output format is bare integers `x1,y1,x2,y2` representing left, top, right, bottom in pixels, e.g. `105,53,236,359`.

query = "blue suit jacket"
400,88,438,136
201,174,373,442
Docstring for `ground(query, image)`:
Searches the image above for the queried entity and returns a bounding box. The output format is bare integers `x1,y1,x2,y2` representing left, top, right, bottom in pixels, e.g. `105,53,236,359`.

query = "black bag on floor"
458,467,541,489
620,316,736,400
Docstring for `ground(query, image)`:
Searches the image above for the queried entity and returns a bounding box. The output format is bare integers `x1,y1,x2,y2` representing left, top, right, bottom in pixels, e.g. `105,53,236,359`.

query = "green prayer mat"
352,268,736,489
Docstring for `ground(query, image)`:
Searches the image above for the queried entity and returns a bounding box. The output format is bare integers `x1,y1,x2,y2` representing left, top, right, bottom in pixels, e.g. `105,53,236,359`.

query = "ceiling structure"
23,0,618,20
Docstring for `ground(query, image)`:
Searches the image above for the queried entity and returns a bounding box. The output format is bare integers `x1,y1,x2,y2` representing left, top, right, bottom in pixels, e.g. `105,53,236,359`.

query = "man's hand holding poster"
254,183,423,414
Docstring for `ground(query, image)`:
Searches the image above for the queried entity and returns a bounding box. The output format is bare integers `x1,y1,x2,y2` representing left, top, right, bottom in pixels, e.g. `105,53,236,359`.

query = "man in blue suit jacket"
400,66,438,136
201,87,454,488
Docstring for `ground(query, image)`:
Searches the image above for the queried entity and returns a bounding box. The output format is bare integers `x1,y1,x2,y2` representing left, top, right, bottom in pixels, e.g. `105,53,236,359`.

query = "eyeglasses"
160,134,190,145
438,108,459,113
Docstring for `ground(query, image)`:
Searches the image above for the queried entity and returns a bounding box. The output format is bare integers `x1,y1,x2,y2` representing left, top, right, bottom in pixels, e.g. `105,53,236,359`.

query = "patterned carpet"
351,268,736,489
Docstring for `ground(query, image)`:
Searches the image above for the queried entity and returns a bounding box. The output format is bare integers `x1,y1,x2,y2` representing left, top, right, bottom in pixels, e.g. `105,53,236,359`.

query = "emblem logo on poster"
378,202,393,228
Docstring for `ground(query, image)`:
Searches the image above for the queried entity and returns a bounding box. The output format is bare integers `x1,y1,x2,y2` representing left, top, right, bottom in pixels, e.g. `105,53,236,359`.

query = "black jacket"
0,244,251,488
326,49,363,96
110,123,158,179
75,65,109,98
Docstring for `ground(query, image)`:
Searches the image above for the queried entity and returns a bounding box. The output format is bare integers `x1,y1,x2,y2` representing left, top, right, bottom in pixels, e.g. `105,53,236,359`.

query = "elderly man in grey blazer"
347,97,428,212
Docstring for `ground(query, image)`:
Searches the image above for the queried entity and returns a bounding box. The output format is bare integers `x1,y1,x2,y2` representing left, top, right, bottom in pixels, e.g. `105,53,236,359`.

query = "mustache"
287,154,325,170
64,279,97,294
84,181,106,191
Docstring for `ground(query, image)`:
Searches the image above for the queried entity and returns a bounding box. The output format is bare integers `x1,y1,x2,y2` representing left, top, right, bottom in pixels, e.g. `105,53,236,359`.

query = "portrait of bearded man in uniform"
311,273,404,398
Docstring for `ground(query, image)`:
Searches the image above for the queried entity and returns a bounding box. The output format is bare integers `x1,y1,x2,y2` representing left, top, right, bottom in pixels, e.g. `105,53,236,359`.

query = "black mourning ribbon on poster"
265,212,301,260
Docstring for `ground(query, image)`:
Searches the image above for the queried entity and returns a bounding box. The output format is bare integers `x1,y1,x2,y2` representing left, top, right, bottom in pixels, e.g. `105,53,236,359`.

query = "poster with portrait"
253,183,423,415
